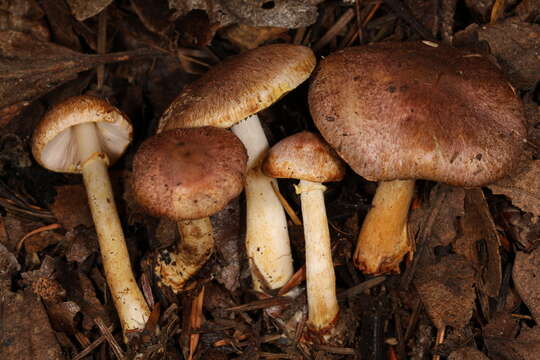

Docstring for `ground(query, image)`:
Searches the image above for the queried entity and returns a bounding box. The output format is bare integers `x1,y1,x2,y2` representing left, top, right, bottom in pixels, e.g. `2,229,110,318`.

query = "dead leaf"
513,246,540,322
454,189,501,298
511,325,540,360
168,0,320,29
0,31,161,119
448,347,489,360
65,228,98,263
47,301,81,335
50,185,93,231
212,199,242,292
489,160,540,216
39,0,82,50
66,0,113,21
0,288,63,360
414,254,476,329
458,18,540,89
220,23,288,50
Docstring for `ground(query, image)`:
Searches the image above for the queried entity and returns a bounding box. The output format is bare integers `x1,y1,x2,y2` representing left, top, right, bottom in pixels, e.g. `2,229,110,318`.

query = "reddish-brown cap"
32,95,132,173
160,44,316,131
309,41,526,187
262,131,345,183
132,127,247,220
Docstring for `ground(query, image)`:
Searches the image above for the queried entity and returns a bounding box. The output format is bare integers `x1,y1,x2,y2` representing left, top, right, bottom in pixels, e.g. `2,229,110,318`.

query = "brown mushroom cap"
262,131,345,183
309,41,526,187
132,127,247,220
32,95,132,173
160,44,316,131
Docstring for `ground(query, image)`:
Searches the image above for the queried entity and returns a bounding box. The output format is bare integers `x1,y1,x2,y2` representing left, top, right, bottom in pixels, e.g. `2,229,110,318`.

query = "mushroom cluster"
159,43,316,291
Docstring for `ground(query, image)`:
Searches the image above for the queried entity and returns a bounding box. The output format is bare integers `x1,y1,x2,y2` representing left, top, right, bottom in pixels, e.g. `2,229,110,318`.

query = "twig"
94,317,125,359
189,286,205,360
338,276,386,299
96,9,107,91
313,8,356,52
226,296,293,312
16,223,62,252
270,181,302,226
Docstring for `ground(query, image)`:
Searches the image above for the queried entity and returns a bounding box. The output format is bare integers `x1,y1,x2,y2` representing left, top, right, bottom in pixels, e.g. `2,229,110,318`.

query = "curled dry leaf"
0,31,161,120
168,0,320,29
66,0,113,21
454,189,501,298
513,246,540,322
511,326,540,360
414,254,476,329
489,160,540,217
456,18,540,90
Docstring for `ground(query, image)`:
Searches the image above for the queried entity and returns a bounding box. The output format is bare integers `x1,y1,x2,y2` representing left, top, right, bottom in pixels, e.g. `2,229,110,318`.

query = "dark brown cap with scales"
309,41,526,187
132,127,247,220
160,44,316,131
262,131,345,183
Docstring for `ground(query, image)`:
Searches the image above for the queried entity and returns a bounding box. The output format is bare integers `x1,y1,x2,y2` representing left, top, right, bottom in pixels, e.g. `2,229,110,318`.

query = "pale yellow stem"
299,180,339,331
155,217,214,293
74,122,150,335
353,180,415,274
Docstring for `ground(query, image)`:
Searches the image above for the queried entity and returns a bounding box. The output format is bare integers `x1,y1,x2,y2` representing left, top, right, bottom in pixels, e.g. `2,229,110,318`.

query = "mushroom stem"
155,218,214,292
353,179,415,274
298,180,339,331
231,115,293,291
73,122,150,333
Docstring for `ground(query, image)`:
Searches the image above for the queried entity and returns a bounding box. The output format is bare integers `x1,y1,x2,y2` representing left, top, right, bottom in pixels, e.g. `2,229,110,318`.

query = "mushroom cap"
309,41,527,187
32,95,132,173
262,131,345,183
160,44,316,131
132,126,247,220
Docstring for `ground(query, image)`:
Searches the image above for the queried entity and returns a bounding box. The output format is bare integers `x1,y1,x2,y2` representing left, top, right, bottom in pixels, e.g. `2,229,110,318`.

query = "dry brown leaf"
513,246,540,322
0,288,63,360
472,18,539,89
66,0,113,21
212,199,242,292
50,185,93,231
414,254,476,329
168,0,320,29
516,0,540,22
221,23,288,50
511,325,540,360
448,347,489,360
489,160,540,216
0,31,161,119
454,189,501,298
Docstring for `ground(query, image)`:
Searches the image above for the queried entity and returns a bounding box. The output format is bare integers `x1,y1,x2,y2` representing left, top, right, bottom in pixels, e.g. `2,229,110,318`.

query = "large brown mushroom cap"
160,44,316,131
32,95,132,173
262,131,345,183
132,127,247,220
309,41,527,187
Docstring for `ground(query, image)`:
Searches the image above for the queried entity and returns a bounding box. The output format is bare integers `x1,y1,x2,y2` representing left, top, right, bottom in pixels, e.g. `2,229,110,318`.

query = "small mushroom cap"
262,131,346,183
160,44,316,131
32,95,132,173
132,127,247,220
309,41,527,187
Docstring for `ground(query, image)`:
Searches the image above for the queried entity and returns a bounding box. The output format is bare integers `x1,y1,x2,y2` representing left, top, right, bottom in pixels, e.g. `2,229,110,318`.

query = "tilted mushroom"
32,95,150,334
132,126,247,292
309,41,526,274
262,131,345,334
159,44,316,291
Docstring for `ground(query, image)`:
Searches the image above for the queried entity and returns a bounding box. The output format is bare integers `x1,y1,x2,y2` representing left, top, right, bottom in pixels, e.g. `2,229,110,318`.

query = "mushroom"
132,126,247,292
309,41,526,274
262,131,345,333
159,44,316,291
32,95,150,334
